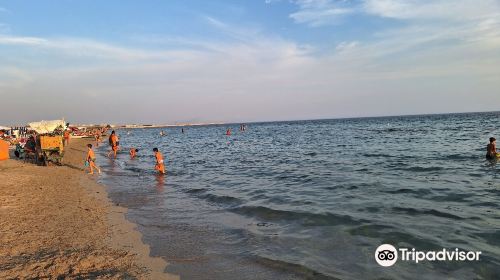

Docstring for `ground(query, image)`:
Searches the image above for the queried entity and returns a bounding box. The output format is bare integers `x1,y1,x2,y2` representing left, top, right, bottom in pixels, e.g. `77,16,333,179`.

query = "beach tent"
28,120,66,134
0,140,9,160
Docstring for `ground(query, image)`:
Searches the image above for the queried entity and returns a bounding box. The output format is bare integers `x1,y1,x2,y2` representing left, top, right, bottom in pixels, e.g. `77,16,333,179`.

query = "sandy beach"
0,138,177,279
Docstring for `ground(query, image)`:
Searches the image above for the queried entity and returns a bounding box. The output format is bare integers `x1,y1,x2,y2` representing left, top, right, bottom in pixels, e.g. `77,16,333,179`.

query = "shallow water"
97,112,500,279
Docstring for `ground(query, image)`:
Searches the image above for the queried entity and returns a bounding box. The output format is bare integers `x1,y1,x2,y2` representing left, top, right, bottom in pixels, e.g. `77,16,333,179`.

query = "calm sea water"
96,112,500,280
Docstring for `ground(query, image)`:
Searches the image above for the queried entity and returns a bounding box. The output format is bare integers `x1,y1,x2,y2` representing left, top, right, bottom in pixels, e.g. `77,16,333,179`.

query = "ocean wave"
476,231,500,247
362,153,395,158
391,206,464,220
198,193,243,206
429,193,471,202
398,166,445,172
441,154,479,160
348,224,395,238
469,201,498,207
383,188,432,195
123,166,144,173
185,188,208,194
253,255,338,280
231,206,363,226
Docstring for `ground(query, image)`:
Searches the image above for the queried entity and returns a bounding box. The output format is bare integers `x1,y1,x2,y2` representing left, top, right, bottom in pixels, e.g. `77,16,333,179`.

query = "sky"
0,0,499,124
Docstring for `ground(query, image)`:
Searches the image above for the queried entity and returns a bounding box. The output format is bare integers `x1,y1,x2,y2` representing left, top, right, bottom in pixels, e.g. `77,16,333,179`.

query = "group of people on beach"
85,130,165,175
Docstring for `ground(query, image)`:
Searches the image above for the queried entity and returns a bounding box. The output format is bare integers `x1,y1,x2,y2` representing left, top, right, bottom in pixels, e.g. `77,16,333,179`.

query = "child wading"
86,144,101,174
153,147,165,175
130,148,138,159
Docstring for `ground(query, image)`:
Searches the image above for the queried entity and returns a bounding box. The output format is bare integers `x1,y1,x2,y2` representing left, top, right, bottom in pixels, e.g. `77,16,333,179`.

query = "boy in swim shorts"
153,147,165,175
86,143,101,174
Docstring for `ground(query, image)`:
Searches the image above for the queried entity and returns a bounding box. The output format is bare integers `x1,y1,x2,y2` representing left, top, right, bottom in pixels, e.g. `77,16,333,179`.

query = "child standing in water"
94,130,101,147
153,147,165,175
86,143,101,174
130,148,138,159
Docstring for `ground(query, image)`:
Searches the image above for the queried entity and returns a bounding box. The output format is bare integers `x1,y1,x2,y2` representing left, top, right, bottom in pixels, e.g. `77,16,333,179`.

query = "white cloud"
290,7,353,26
335,41,359,52
289,0,354,26
288,0,500,64
290,0,500,24
363,0,500,21
0,35,205,62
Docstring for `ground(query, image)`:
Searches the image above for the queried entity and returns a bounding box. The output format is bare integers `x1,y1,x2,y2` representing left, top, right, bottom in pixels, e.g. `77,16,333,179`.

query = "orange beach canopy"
0,140,9,161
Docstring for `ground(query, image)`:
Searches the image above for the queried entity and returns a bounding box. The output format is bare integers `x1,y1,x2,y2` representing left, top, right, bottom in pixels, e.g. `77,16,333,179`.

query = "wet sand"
0,138,178,279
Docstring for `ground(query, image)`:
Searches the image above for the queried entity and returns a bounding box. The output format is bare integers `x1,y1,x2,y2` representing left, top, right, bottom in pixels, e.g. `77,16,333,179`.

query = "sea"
95,112,500,280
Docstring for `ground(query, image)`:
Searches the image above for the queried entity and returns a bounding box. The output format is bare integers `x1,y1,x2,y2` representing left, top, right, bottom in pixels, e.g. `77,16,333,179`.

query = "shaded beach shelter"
0,140,9,160
28,120,66,134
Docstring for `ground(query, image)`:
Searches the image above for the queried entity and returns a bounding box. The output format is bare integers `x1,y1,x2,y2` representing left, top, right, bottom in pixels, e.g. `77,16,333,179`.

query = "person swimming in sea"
486,137,498,160
130,148,138,159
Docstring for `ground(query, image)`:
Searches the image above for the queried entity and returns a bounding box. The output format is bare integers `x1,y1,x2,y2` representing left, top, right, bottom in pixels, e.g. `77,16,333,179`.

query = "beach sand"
0,138,178,279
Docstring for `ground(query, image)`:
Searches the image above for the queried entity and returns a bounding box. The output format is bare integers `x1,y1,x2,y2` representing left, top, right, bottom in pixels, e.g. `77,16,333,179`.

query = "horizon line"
4,109,499,128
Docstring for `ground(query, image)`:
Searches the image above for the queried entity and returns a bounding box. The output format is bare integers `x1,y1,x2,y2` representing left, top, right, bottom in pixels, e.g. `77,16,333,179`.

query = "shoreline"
0,138,177,279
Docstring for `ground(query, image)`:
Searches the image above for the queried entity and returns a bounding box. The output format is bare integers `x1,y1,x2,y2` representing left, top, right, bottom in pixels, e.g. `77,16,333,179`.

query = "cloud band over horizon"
0,0,499,124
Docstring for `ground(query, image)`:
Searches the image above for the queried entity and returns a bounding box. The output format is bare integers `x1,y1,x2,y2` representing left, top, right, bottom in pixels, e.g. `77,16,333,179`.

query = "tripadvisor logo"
375,244,398,267
375,244,482,267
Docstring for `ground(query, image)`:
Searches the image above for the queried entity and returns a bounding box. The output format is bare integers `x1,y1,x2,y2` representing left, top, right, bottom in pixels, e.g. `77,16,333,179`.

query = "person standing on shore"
63,129,70,146
86,144,101,174
153,148,165,175
107,130,119,159
486,137,498,160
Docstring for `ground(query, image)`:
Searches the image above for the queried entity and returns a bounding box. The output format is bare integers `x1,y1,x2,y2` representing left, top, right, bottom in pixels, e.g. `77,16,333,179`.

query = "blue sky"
0,0,499,124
